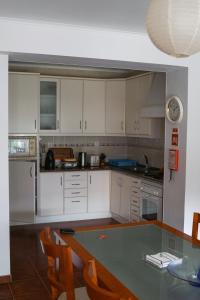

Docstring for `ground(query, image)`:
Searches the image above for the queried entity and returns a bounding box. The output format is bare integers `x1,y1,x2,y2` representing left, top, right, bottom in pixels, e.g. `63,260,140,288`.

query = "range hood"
140,105,165,118
140,73,166,118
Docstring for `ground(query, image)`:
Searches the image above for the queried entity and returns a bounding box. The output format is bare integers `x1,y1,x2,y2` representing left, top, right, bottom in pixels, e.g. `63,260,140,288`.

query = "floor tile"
10,278,49,298
0,284,13,300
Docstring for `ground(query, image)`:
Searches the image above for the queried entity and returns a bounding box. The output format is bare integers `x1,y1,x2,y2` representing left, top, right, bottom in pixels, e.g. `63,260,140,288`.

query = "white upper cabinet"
126,73,164,138
9,73,39,134
83,80,106,134
60,79,83,134
106,80,125,135
88,171,110,213
39,78,60,132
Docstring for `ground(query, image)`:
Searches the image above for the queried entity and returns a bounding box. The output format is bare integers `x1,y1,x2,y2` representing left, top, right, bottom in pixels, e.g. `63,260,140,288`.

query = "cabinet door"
106,80,125,134
120,175,131,221
60,79,83,133
40,78,60,132
88,171,110,213
125,78,138,135
110,172,122,215
39,173,63,216
9,73,39,133
83,80,105,134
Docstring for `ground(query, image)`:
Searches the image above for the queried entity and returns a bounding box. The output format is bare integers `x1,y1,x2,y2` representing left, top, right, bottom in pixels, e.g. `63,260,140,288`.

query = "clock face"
166,96,183,123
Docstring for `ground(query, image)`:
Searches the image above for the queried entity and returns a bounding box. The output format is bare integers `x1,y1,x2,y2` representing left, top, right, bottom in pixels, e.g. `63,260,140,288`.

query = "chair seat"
58,287,89,300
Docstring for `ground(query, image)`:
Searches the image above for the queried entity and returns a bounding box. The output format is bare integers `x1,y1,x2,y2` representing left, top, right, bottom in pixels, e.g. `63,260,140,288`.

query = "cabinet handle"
30,167,33,178
72,175,80,177
56,120,59,129
90,175,91,184
132,200,138,204
72,192,81,195
60,176,63,186
72,183,80,186
85,121,87,130
80,120,82,130
121,121,124,131
72,200,81,203
34,120,37,130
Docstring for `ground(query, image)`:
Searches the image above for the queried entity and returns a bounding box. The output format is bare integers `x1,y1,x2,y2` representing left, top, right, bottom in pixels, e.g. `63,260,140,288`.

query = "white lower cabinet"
111,172,131,221
111,172,141,222
64,172,88,214
88,171,110,213
39,172,64,216
65,197,87,214
110,172,121,215
129,177,142,222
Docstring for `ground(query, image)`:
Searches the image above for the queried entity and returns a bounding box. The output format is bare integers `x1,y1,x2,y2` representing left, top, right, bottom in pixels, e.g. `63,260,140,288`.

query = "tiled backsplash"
39,136,164,168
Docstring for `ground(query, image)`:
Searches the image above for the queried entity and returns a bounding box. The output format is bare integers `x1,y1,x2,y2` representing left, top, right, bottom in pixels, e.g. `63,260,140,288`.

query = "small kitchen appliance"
45,150,55,170
62,158,78,169
9,136,37,159
78,152,87,168
90,155,100,167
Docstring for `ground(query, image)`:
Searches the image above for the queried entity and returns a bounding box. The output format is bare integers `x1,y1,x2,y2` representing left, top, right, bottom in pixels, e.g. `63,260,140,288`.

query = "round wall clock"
166,96,183,123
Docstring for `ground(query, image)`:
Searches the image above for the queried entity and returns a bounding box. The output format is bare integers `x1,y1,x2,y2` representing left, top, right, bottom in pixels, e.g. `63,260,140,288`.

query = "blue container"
108,159,138,167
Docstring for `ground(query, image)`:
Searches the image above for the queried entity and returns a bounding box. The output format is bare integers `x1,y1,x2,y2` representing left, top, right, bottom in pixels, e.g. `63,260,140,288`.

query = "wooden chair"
40,227,89,300
192,212,200,240
83,259,131,300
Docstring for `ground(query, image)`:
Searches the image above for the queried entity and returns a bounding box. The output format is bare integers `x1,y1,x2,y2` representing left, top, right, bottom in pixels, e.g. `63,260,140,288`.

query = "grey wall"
163,69,188,231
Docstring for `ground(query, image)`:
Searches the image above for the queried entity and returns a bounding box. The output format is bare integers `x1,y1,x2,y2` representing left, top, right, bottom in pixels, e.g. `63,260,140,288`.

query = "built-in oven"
140,180,163,221
8,136,37,159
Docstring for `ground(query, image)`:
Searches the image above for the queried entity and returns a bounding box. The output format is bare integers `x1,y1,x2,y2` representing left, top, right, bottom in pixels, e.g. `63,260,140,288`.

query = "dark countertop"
40,165,163,185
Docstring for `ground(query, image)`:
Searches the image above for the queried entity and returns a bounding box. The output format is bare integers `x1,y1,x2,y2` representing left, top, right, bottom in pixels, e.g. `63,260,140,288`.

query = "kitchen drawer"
64,197,87,214
130,205,140,216
64,172,87,182
130,178,141,188
64,180,87,189
130,197,140,207
130,188,141,199
64,188,87,198
130,213,140,222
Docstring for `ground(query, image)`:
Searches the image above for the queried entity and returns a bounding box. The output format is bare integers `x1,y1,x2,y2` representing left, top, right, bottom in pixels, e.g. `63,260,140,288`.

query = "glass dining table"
57,221,200,300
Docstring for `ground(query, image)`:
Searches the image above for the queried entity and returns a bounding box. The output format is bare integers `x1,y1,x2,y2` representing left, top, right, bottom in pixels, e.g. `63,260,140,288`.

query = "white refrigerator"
9,160,36,224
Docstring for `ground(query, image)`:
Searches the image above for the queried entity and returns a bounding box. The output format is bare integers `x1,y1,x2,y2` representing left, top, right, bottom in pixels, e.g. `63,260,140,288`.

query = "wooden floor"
0,218,117,300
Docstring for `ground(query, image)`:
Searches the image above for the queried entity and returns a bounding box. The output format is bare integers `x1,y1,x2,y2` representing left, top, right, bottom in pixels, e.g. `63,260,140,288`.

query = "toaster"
90,155,100,167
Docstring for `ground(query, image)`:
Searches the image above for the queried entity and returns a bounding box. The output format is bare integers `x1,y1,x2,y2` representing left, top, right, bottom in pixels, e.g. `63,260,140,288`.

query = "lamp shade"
146,0,200,57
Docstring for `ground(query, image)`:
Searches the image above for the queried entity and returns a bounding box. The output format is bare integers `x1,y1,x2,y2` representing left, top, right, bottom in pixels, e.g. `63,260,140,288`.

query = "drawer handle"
72,183,80,186
72,200,81,203
132,200,138,204
72,175,80,177
72,192,81,195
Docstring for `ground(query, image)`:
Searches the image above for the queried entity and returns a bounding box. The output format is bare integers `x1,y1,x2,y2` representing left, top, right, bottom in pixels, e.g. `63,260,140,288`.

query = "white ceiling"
0,0,149,33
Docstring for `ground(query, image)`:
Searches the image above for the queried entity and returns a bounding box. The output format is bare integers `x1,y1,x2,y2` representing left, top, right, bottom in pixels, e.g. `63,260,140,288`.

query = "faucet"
144,154,149,174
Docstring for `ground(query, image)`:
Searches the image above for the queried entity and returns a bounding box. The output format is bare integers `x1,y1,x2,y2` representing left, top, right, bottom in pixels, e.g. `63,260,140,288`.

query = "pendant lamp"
146,0,200,57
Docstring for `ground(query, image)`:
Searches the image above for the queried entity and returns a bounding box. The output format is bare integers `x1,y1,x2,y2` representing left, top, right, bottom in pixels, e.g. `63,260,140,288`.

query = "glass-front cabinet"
40,78,60,131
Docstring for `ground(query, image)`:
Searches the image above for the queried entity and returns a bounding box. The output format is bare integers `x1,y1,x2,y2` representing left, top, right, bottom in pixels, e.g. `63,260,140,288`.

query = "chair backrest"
192,212,200,240
83,260,131,300
40,227,75,300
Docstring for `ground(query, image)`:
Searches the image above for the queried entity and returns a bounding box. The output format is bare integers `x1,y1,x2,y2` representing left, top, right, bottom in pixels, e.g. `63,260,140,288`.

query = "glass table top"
74,224,200,300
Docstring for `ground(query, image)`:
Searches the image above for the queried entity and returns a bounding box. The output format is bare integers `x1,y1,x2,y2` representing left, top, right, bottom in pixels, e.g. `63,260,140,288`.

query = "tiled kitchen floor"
0,218,117,300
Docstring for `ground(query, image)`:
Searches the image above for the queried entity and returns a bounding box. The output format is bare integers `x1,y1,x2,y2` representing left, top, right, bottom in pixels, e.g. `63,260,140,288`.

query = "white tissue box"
146,252,179,269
